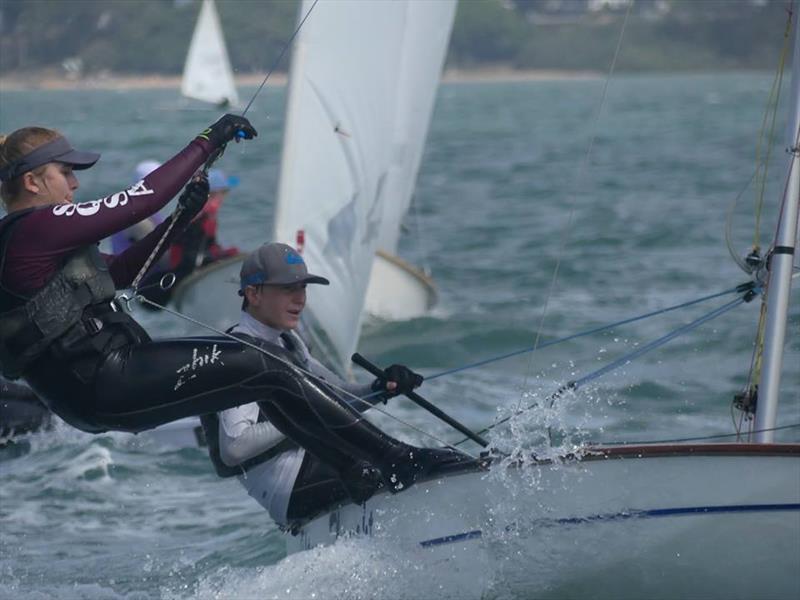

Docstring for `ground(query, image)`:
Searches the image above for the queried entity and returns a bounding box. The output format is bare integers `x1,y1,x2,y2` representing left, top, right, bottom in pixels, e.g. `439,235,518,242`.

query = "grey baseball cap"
238,243,329,295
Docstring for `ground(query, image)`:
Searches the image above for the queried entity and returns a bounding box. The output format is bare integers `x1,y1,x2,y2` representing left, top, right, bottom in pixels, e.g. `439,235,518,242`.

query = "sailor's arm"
17,140,213,260
218,404,286,467
108,178,210,287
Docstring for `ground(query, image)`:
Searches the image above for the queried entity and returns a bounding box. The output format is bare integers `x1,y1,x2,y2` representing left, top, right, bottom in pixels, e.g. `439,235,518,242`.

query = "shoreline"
0,68,602,92
0,66,769,92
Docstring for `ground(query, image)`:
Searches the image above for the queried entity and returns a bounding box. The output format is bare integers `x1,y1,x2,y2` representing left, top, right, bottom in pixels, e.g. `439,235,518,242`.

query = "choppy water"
1,73,798,599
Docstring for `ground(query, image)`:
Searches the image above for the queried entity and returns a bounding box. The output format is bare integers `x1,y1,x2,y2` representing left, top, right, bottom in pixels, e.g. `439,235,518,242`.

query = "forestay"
274,0,456,368
181,0,240,107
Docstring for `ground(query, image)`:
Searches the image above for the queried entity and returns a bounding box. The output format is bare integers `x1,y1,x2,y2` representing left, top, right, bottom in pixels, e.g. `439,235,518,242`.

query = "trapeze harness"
200,331,303,478
200,330,355,523
0,209,149,429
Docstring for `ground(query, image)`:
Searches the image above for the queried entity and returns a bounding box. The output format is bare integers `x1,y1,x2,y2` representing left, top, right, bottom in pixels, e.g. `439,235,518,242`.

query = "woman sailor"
0,116,256,433
0,124,473,502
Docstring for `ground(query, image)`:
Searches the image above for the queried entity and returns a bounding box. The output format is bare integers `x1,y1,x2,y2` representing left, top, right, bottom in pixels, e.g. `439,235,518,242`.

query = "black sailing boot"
338,460,384,503
377,444,487,493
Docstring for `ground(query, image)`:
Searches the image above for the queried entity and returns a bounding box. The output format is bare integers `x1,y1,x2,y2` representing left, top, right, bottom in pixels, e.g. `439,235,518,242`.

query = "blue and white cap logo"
238,242,329,293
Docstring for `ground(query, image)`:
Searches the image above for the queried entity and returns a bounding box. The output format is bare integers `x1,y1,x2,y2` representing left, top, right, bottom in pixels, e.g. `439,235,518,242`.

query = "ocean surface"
1,73,798,599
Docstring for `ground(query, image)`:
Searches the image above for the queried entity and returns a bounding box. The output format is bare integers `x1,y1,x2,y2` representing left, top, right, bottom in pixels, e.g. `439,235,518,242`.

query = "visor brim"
57,149,101,170
238,274,330,292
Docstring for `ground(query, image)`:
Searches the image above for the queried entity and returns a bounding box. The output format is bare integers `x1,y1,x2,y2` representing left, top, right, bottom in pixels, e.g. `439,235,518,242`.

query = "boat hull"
364,250,437,320
285,444,800,599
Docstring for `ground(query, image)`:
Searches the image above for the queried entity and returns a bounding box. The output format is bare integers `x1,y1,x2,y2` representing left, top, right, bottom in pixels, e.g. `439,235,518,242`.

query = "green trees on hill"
0,0,790,76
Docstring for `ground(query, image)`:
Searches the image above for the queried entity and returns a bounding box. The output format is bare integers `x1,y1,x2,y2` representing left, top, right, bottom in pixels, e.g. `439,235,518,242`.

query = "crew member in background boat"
168,167,240,281
110,160,165,256
108,160,175,306
0,123,471,501
202,242,478,517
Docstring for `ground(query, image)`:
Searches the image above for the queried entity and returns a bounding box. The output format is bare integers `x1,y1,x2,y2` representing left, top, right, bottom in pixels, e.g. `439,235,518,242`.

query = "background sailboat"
180,0,239,108
173,0,456,371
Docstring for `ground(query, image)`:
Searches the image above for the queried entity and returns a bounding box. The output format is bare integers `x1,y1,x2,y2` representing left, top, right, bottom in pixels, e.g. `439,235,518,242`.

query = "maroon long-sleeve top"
1,139,213,298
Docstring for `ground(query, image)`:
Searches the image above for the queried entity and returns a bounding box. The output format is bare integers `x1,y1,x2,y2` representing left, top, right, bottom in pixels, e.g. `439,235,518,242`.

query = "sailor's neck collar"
237,311,285,344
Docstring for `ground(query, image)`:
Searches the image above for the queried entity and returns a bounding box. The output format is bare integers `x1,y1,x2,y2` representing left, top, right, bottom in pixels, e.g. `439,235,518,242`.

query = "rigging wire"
604,422,800,446
513,0,635,415
453,295,748,446
239,0,320,118
426,284,748,382
724,168,759,273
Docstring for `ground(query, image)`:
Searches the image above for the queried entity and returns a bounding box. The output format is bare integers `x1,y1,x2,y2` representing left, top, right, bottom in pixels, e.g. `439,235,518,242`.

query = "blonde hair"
0,126,62,208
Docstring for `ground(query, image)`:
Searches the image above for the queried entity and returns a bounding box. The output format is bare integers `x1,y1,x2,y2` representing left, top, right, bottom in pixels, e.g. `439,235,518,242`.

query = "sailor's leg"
42,336,477,492
285,454,350,523
91,336,283,431
255,376,481,493
258,397,384,503
88,336,399,486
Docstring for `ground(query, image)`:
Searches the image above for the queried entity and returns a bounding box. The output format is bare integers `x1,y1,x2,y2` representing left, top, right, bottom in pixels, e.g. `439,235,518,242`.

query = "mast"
754,6,800,443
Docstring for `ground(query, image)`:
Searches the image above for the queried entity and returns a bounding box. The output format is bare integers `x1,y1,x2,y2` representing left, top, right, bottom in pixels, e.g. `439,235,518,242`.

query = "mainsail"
181,0,239,107
274,0,456,368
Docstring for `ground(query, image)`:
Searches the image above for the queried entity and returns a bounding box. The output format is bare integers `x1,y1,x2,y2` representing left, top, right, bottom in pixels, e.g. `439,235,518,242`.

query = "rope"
129,208,184,292
725,168,759,273
752,1,795,250
453,295,748,446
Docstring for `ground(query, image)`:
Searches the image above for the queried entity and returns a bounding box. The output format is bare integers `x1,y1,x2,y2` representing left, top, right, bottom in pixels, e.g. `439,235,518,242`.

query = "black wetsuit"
0,137,475,496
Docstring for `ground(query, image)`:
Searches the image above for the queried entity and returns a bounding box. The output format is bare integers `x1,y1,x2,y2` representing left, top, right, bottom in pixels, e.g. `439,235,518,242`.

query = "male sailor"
203,242,477,526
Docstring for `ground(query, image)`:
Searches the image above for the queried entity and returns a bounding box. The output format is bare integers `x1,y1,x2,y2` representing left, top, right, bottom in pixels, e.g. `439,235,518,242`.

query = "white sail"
181,0,239,107
274,0,455,368
374,0,456,255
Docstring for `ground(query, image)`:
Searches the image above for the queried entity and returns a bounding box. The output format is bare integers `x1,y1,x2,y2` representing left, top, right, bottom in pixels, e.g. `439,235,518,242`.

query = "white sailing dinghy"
181,0,239,108
172,0,455,371
281,11,800,599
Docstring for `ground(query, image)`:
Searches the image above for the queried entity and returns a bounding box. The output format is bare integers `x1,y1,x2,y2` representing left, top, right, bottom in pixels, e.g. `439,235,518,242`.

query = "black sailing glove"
371,364,424,398
176,176,210,224
196,114,258,149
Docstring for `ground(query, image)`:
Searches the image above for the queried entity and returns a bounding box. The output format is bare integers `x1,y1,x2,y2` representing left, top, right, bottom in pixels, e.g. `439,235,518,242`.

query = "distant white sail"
181,0,239,107
274,0,455,368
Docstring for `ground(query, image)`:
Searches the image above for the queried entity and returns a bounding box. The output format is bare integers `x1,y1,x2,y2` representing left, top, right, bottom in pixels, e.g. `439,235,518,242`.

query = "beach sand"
0,68,600,92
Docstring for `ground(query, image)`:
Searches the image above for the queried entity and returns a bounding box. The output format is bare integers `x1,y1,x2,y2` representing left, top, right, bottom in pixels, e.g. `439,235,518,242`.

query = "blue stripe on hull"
419,530,482,548
418,503,800,548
